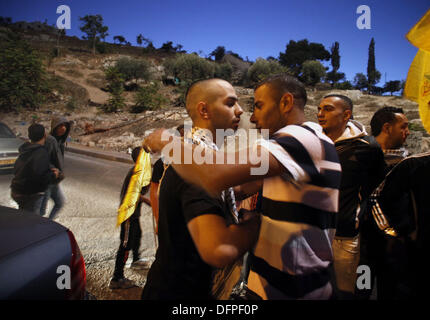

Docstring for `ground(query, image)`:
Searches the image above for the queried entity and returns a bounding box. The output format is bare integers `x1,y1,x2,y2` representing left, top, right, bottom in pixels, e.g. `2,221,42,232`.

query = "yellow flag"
404,9,430,133
117,149,152,226
406,9,430,52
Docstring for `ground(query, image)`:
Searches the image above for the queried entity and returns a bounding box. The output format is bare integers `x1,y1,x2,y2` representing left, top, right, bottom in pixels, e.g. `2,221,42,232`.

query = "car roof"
0,205,68,258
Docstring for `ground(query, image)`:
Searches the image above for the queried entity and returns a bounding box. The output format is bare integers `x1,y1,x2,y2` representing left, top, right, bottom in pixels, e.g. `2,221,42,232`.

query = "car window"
0,123,16,138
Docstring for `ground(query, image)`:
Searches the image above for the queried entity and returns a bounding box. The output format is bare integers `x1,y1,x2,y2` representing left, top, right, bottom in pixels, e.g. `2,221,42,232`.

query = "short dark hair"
323,94,353,112
323,94,354,119
28,123,45,142
131,146,142,163
370,106,404,136
255,74,307,109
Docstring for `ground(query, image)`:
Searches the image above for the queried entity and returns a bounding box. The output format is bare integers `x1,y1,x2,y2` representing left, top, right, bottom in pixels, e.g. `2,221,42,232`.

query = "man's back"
11,142,53,195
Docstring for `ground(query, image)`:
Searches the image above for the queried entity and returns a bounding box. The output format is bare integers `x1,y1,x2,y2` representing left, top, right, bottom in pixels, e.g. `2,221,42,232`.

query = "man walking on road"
109,146,152,290
40,116,71,219
11,123,59,213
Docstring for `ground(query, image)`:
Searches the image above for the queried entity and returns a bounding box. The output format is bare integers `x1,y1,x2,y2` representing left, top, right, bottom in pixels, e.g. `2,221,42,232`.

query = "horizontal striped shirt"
248,122,341,299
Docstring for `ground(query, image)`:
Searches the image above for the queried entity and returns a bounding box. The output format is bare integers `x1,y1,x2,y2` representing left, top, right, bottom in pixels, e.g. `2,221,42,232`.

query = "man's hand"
238,209,261,224
142,128,172,154
51,168,60,179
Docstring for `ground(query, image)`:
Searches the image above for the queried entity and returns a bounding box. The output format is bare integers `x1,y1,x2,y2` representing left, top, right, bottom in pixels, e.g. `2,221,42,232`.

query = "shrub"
0,33,50,112
132,82,168,113
245,58,289,86
115,57,152,84
66,97,78,111
163,54,215,83
104,66,125,112
214,62,233,81
333,81,353,90
96,42,112,54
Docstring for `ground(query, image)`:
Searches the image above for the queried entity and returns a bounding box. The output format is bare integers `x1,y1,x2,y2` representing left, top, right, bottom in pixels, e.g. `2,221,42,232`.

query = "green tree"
163,54,215,83
353,73,368,90
79,14,109,55
279,39,330,76
214,62,233,81
113,35,126,45
132,82,168,113
104,66,125,112
326,42,345,86
210,46,226,62
246,58,289,86
0,33,50,112
160,41,175,53
300,60,326,86
367,38,381,93
115,57,152,85
137,34,144,46
383,80,401,95
334,81,353,90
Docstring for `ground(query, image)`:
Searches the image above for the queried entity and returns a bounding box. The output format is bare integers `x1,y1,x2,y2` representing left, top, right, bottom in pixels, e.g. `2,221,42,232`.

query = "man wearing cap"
10,123,59,213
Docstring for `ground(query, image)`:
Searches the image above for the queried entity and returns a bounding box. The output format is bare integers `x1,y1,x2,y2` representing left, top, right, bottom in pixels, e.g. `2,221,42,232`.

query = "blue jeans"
40,184,65,219
11,192,45,214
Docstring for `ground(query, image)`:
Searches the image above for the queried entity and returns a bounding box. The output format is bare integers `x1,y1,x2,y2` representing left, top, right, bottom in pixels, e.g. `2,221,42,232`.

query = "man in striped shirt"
143,74,342,299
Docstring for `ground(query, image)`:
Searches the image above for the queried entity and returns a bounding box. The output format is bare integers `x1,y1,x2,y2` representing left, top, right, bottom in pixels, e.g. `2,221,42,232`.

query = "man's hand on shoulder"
142,128,173,154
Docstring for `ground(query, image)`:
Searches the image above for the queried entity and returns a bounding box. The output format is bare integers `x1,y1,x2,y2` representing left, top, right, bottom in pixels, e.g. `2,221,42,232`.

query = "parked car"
0,122,24,170
0,205,88,299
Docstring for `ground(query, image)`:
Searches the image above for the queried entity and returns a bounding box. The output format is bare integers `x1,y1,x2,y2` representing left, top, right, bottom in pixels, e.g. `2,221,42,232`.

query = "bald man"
141,79,260,300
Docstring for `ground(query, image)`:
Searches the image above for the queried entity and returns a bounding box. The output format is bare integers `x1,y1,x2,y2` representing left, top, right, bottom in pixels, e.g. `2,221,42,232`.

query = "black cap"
28,123,45,142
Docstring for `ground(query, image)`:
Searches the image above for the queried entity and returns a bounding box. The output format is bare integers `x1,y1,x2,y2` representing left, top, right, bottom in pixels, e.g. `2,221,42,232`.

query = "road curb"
65,143,134,164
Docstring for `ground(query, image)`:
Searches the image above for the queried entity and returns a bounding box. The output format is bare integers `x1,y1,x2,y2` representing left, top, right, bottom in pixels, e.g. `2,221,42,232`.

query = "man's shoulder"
45,134,58,146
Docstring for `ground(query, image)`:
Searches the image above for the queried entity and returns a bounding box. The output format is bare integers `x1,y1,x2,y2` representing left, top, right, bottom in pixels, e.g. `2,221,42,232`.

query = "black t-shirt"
151,158,164,183
142,166,227,300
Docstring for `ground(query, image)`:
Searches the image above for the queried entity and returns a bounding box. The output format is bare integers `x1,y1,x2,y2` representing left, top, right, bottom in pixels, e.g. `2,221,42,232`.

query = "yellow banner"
117,149,152,226
404,9,430,133
406,9,430,52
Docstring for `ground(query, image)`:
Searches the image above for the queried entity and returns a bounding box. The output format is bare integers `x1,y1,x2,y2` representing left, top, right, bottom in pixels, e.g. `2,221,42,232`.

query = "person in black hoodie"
11,123,59,213
40,116,71,219
317,95,386,298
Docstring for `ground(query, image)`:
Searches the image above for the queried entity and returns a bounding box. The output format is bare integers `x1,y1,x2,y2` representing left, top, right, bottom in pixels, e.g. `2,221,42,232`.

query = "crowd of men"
9,73,428,300
142,74,428,300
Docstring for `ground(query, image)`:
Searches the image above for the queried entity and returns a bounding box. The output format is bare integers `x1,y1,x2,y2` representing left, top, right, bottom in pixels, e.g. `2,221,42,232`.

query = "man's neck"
326,126,347,142
375,135,389,150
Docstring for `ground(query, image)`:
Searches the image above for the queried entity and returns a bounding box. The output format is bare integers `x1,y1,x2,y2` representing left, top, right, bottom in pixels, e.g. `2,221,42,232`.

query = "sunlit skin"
205,82,243,136
250,84,286,138
376,113,410,150
317,97,351,142
389,113,410,149
189,80,243,144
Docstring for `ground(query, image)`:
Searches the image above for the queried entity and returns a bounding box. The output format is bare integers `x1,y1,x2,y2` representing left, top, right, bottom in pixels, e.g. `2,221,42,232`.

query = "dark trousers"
11,191,45,214
112,218,142,280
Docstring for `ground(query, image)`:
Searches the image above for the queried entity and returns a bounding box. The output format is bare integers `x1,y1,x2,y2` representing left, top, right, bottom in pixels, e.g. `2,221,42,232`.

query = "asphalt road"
0,152,158,300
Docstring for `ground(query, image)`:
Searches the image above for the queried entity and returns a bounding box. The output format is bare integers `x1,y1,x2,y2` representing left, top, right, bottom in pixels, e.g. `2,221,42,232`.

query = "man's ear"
197,101,209,120
279,92,294,114
344,109,352,122
382,122,392,134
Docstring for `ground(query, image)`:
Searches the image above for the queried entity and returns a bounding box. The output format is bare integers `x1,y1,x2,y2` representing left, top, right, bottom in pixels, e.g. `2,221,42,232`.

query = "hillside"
1,26,429,155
